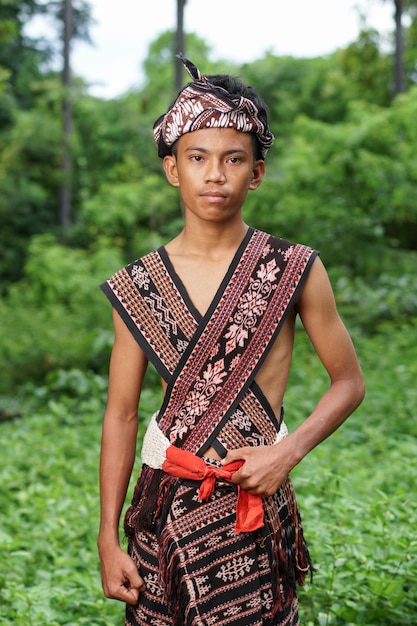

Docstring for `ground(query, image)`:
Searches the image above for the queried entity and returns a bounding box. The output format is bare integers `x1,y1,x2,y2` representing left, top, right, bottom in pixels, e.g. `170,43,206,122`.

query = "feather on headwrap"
153,55,275,160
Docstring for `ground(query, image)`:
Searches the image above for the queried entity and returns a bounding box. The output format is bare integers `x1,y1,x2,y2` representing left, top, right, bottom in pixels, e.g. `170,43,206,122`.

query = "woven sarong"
126,475,302,625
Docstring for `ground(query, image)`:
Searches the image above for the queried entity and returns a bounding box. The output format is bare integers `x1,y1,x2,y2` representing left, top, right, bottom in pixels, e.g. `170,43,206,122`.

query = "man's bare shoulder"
296,256,337,313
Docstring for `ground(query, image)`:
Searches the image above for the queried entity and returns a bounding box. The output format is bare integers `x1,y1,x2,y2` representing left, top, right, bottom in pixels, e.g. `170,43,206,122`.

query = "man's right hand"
99,544,146,605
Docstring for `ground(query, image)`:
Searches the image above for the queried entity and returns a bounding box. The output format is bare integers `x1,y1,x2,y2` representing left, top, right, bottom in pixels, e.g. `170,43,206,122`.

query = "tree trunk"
393,0,406,94
175,0,186,92
60,0,73,235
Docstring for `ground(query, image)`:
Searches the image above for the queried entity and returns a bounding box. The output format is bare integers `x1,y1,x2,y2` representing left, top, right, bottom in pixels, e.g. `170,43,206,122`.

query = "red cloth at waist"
162,445,264,533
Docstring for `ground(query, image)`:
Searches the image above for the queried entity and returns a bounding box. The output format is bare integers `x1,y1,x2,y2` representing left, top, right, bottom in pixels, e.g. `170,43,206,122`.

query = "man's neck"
172,221,249,261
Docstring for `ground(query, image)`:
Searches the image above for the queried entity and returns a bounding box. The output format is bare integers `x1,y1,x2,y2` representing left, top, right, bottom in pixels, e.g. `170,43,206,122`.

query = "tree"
175,0,186,91
0,0,93,287
42,0,94,233
0,0,92,114
393,0,406,94
60,0,73,233
382,0,417,94
0,0,50,115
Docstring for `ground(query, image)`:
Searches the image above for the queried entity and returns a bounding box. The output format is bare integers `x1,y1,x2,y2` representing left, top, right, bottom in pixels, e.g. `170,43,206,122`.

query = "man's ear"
249,160,266,190
163,155,180,187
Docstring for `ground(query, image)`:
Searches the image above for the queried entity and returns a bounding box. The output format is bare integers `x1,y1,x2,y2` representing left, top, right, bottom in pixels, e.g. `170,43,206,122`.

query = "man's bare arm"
284,256,365,456
98,309,148,603
224,257,365,496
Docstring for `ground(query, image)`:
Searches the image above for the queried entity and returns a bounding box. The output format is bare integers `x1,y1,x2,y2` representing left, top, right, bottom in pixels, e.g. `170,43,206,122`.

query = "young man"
98,56,365,626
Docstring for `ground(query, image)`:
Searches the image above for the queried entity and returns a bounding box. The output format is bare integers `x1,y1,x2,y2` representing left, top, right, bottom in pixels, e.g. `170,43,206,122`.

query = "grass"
0,322,416,625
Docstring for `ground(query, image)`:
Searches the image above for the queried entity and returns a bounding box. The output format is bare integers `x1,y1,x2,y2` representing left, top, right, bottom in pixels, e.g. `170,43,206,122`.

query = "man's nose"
205,159,226,182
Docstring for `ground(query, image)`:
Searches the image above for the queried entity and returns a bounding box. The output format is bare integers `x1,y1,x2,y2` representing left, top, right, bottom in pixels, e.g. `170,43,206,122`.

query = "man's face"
163,127,265,226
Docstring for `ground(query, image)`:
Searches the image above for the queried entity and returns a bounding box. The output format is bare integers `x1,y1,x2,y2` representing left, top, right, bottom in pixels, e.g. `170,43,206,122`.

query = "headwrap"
153,55,275,160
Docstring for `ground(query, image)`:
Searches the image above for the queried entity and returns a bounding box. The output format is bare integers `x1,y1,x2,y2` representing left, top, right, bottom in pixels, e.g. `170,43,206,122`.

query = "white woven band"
141,412,289,470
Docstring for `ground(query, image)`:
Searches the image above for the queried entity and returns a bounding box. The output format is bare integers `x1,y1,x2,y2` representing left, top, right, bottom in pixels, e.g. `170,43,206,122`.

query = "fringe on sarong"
263,480,314,617
124,464,177,537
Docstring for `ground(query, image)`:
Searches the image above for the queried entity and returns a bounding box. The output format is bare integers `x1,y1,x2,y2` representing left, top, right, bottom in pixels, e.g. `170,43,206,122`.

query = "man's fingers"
105,575,143,604
127,566,146,593
122,584,140,605
102,560,146,604
222,447,248,465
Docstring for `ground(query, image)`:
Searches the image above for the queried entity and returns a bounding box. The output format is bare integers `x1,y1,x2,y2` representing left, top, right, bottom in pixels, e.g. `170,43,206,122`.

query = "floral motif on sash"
225,257,282,353
170,359,228,442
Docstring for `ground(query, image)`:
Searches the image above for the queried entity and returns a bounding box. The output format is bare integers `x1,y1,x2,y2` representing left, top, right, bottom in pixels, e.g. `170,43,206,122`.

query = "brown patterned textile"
153,55,275,159
126,477,302,626
100,229,317,625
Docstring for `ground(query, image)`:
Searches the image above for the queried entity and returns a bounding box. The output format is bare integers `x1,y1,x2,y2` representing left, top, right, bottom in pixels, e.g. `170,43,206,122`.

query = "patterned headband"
153,55,275,160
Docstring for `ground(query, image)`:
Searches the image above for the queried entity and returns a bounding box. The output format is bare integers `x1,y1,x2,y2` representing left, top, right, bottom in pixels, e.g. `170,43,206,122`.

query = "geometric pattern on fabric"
126,478,301,626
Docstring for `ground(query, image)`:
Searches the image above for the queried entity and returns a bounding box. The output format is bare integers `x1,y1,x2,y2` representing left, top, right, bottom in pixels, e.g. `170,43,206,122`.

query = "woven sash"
101,229,318,455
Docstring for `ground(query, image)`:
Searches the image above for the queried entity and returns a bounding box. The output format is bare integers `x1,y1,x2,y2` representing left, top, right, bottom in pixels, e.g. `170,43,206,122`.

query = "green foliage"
142,31,216,116
0,234,124,392
73,92,156,194
80,174,181,258
0,79,71,286
0,0,49,111
244,87,417,276
0,16,416,395
240,54,355,135
338,27,392,106
0,367,160,625
2,15,417,290
334,274,417,332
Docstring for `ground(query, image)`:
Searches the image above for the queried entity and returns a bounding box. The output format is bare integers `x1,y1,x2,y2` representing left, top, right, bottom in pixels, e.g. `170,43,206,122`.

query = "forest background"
0,1,416,624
